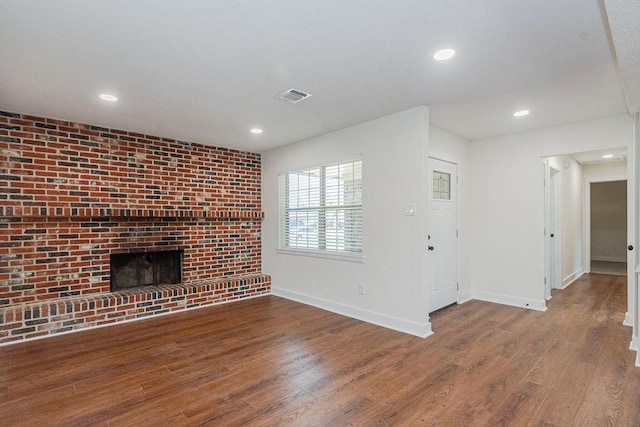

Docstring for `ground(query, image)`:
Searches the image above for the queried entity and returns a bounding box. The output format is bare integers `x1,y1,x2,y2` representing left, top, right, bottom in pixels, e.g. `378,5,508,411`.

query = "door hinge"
456,283,459,291
544,277,547,285
456,229,459,238
456,175,459,184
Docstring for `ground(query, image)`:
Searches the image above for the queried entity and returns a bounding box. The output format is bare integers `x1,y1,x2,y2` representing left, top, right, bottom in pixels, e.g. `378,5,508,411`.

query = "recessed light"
513,110,530,117
99,93,118,102
250,128,263,134
433,48,455,61
602,154,614,159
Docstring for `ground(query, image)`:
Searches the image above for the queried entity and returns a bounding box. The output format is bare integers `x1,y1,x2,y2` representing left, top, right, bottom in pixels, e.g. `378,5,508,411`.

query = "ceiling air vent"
275,88,312,104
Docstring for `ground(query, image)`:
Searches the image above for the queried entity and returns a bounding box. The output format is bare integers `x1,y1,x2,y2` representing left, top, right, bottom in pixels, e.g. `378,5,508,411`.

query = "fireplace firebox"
110,250,183,291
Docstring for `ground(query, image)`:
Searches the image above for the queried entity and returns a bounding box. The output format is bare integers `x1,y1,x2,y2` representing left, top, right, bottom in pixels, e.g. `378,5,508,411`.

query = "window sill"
276,248,365,263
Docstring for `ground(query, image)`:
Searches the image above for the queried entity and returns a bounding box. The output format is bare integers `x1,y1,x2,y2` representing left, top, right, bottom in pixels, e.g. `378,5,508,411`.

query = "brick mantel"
0,111,270,344
0,207,264,219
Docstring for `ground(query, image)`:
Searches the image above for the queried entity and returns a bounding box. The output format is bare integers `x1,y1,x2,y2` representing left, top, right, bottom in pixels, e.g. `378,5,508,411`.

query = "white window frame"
278,159,363,262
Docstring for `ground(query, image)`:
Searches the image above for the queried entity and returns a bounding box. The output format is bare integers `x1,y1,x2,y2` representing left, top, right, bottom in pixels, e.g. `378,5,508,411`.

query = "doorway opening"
542,147,630,323
589,180,627,276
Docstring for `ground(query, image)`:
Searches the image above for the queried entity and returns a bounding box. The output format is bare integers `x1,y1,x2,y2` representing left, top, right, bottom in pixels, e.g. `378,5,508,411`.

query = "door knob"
629,245,634,251
428,246,434,251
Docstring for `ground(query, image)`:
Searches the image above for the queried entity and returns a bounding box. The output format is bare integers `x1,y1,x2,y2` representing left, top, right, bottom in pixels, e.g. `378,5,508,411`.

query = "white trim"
0,293,271,347
560,267,584,289
632,113,639,367
272,287,433,338
457,292,473,304
543,159,562,300
469,291,547,312
624,311,633,327
583,172,627,274
275,248,365,263
591,256,627,263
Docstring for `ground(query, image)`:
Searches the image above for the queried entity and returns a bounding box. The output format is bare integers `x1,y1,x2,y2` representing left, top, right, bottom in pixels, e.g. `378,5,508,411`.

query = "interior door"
428,157,458,312
543,160,561,299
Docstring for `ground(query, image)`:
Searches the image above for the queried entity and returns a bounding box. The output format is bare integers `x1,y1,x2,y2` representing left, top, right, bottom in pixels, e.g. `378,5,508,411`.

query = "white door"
428,157,458,312
543,160,561,299
550,167,561,289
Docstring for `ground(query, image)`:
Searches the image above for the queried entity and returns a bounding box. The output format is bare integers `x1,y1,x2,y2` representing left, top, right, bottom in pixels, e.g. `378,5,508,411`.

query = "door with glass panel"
428,157,458,312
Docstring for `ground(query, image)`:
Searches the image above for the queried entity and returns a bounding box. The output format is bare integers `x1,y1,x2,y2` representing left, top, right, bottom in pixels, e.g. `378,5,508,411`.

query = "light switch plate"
404,203,416,216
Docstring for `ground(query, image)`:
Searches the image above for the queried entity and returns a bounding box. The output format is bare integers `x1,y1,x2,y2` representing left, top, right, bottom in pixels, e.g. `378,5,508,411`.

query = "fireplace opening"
110,250,183,291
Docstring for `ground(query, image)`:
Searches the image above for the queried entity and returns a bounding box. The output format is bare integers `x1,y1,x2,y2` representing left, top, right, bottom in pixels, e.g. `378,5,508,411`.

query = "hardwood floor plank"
525,337,579,388
486,381,550,426
527,389,582,427
617,356,640,426
0,273,636,426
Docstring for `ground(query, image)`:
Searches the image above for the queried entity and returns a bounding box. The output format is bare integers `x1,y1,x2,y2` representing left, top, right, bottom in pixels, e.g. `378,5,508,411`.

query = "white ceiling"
0,0,636,152
570,147,627,164
603,0,640,113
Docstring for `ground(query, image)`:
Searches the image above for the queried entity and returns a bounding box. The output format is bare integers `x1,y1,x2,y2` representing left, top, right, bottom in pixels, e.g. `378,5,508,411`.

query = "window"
279,159,362,256
432,170,451,200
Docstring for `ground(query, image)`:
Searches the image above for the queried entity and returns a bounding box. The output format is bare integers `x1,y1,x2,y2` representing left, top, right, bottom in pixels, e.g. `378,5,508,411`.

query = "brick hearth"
0,111,270,343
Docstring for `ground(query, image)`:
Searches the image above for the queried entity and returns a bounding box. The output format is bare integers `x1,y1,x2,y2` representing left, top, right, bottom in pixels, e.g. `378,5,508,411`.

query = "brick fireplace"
0,111,270,344
110,249,183,291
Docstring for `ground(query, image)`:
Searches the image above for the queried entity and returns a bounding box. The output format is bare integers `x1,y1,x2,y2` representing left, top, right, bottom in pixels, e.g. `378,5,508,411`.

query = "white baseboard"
271,287,433,338
560,268,584,289
591,256,627,263
469,291,547,312
630,336,640,367
624,312,633,327
457,291,473,304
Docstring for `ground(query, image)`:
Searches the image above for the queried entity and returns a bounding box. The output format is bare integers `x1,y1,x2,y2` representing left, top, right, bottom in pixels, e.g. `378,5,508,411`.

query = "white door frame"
543,159,562,299
630,113,639,364
583,176,627,275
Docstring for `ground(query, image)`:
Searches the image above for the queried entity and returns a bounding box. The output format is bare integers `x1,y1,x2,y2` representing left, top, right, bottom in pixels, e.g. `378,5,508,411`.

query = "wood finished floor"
1,273,639,426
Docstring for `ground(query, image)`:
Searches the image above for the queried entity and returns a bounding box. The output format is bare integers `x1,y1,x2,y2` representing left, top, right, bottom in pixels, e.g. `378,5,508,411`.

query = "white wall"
469,114,633,310
429,126,472,301
262,111,633,336
583,160,627,181
262,106,432,337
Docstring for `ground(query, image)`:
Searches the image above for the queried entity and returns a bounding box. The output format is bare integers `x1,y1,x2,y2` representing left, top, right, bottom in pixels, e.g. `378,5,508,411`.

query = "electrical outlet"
358,283,366,295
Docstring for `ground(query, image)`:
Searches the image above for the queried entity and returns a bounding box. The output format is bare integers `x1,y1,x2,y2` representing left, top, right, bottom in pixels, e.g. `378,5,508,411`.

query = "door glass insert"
433,171,451,200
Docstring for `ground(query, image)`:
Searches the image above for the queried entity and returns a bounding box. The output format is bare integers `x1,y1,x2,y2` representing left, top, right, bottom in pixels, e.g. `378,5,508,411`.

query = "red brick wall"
0,111,260,215
0,111,269,343
0,217,262,306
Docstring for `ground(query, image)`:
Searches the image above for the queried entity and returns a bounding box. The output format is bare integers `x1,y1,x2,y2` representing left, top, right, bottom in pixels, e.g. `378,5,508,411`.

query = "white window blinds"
279,159,362,255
